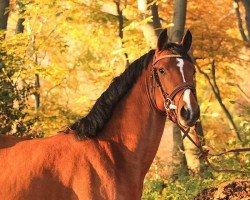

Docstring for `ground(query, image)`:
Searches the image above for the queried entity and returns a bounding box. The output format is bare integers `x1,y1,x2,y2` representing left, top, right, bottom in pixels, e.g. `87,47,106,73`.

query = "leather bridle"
150,54,250,174
152,54,196,129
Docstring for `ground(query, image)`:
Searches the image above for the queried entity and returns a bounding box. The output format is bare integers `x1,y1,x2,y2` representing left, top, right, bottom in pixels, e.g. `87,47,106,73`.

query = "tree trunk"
0,0,9,31
114,1,129,67
34,73,40,109
168,0,187,42
242,0,250,39
16,18,25,34
0,0,11,134
32,49,40,110
137,0,183,178
16,1,25,34
15,2,40,110
150,1,162,36
168,0,201,175
233,0,248,41
137,0,159,48
172,122,188,176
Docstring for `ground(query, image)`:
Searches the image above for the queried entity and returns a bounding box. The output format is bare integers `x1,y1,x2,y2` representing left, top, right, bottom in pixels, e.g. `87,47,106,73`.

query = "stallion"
0,29,200,200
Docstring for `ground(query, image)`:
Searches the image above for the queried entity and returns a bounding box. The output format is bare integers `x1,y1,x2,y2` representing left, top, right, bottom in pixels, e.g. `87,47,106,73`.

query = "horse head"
153,29,200,128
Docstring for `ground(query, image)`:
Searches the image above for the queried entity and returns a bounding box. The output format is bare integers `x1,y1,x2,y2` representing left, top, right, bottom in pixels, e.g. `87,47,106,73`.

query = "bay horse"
0,29,200,200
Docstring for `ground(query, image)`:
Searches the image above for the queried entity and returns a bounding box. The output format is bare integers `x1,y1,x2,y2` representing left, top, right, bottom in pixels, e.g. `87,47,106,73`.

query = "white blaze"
176,58,185,82
176,58,193,113
183,89,191,109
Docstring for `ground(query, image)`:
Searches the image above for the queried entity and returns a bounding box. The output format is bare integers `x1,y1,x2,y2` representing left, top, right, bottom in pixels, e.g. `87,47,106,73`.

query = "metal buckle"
164,98,177,110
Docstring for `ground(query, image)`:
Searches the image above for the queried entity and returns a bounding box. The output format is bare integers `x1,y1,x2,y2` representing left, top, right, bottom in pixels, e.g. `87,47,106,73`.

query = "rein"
152,54,250,174
182,126,250,174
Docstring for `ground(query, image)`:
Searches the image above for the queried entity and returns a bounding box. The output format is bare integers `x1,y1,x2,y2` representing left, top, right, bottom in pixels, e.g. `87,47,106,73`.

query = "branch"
227,82,250,102
195,61,218,97
71,0,129,22
195,60,243,142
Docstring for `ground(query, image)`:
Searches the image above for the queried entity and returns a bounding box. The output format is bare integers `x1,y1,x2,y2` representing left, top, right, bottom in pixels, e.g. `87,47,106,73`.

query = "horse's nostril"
180,106,191,121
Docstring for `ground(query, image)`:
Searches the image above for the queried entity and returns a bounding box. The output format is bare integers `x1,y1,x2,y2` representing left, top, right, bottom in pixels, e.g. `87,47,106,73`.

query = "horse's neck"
101,67,166,175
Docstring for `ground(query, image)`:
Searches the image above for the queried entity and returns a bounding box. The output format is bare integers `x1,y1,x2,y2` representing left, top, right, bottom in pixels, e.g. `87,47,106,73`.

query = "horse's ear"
157,29,168,51
181,29,192,52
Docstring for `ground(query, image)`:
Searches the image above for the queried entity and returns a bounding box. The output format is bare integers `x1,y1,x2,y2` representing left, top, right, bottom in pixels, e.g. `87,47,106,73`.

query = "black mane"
70,50,155,138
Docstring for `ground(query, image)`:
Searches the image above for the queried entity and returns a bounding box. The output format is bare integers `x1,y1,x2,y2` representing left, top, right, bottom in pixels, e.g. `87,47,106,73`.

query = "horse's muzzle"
180,105,200,127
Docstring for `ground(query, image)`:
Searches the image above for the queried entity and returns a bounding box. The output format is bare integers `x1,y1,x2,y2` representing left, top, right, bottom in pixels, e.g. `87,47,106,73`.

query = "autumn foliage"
0,0,249,198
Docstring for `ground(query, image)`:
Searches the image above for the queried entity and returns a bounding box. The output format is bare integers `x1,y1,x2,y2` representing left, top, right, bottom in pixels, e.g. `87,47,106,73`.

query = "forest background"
0,0,250,199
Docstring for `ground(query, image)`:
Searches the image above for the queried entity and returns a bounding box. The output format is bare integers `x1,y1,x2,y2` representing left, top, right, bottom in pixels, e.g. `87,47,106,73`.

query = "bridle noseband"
152,54,196,126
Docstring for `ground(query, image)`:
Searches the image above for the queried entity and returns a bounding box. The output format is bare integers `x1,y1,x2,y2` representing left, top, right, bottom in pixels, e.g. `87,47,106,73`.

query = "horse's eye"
159,68,165,74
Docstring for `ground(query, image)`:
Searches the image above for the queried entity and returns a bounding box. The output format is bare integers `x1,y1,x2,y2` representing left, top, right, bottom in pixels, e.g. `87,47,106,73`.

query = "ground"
195,180,250,200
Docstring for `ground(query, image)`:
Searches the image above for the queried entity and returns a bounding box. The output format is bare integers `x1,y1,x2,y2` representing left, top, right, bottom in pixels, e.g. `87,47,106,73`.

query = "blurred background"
0,0,249,198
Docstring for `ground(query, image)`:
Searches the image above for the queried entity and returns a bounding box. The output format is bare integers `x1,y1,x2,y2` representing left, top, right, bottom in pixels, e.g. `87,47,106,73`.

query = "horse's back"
0,134,31,149
0,132,119,200
0,133,80,199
